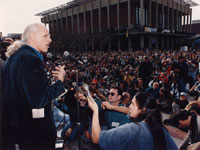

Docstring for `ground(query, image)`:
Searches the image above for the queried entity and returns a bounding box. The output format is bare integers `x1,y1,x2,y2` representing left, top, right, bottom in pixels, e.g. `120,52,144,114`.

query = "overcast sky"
0,0,200,36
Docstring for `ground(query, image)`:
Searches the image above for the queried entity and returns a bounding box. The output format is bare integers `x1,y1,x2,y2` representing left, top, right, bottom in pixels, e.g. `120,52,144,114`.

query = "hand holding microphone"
82,83,99,112
52,65,66,82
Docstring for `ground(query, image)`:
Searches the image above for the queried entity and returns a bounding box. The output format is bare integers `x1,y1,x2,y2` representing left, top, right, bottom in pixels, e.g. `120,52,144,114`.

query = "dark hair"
170,110,191,127
189,105,200,115
111,86,122,96
134,92,167,150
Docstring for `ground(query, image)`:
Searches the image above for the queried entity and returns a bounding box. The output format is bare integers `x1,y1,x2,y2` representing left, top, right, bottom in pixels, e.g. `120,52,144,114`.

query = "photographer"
169,110,200,150
189,73,200,97
61,83,91,142
0,38,14,61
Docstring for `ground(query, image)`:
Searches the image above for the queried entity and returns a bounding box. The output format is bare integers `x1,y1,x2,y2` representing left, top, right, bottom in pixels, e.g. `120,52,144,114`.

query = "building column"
140,0,144,50
180,2,183,32
52,15,56,39
187,14,189,33
53,15,57,39
140,0,144,27
98,0,102,51
100,38,102,51
183,4,186,32
118,36,120,50
128,0,131,50
167,0,170,29
91,1,94,34
56,13,59,35
61,10,64,33
84,2,87,51
71,8,74,51
172,0,174,31
77,7,81,51
108,38,111,51
47,14,50,33
66,12,68,34
128,37,131,50
156,36,158,48
155,0,158,28
148,0,152,27
140,35,144,49
84,2,86,34
72,8,74,34
162,0,164,29
107,0,110,29
166,36,169,49
190,9,192,33
128,0,131,27
77,7,80,34
149,36,152,50
176,4,179,31
98,0,101,33
117,0,120,31
92,38,94,51
161,36,164,49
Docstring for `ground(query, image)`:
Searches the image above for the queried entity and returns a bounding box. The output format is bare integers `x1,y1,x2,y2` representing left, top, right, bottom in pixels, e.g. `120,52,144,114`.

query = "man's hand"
102,102,114,110
52,65,66,82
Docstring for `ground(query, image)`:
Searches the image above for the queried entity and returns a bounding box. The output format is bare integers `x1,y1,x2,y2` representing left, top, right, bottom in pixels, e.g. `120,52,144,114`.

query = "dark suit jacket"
0,45,65,149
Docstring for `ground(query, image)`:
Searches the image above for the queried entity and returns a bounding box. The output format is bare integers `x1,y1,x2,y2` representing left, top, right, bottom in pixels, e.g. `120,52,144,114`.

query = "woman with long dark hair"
87,91,177,150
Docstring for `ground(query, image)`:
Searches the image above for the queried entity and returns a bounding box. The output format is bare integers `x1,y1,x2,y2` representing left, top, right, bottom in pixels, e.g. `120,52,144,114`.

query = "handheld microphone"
63,51,83,65
82,83,93,101
46,52,53,59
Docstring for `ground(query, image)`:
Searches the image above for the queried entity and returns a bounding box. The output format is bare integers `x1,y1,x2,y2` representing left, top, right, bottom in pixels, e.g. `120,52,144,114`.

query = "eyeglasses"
109,92,116,96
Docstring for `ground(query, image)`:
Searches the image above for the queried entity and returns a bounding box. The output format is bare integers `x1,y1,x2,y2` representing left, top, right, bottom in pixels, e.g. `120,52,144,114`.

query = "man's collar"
24,44,44,62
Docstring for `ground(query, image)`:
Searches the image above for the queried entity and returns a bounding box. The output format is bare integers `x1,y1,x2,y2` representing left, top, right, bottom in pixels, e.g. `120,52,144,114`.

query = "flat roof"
35,0,198,17
35,0,93,16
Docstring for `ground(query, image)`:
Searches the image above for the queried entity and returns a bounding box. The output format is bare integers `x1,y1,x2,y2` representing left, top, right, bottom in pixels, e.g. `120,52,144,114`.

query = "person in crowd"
121,92,131,107
169,110,200,150
177,56,189,92
87,91,178,150
136,78,145,91
187,60,198,83
128,79,139,99
0,38,14,61
189,73,200,97
0,23,66,150
185,96,200,115
172,92,189,113
138,56,153,88
145,81,160,100
61,83,91,142
123,71,133,86
157,87,174,113
97,86,130,129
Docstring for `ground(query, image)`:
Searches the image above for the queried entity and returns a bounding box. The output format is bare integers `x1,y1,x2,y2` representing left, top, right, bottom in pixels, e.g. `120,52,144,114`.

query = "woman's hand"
87,95,98,113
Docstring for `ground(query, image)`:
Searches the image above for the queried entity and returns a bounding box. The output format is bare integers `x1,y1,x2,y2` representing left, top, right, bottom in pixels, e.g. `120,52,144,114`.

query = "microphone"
63,51,83,65
82,83,93,101
46,52,53,59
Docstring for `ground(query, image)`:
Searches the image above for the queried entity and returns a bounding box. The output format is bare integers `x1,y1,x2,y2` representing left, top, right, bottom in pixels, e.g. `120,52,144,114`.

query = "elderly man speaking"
0,23,66,150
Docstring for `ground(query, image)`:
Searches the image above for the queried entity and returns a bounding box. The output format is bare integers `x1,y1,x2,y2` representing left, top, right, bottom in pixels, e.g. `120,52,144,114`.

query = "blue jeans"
61,122,83,141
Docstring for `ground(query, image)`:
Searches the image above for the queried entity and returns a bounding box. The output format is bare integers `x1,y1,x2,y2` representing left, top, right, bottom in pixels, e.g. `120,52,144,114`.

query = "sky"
0,0,200,36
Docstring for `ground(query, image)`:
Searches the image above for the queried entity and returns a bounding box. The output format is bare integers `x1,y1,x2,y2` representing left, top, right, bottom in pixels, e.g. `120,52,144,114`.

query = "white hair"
21,23,44,42
5,23,45,57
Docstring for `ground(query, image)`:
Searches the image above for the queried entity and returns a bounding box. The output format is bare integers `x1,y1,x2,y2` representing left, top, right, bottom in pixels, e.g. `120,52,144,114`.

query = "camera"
0,41,11,48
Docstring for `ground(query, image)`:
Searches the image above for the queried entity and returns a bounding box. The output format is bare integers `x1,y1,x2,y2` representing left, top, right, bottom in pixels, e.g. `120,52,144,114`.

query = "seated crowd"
46,49,200,149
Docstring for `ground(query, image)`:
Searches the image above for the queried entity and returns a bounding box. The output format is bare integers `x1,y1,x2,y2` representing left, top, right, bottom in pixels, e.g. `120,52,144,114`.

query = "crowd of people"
0,22,200,150
45,45,200,149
